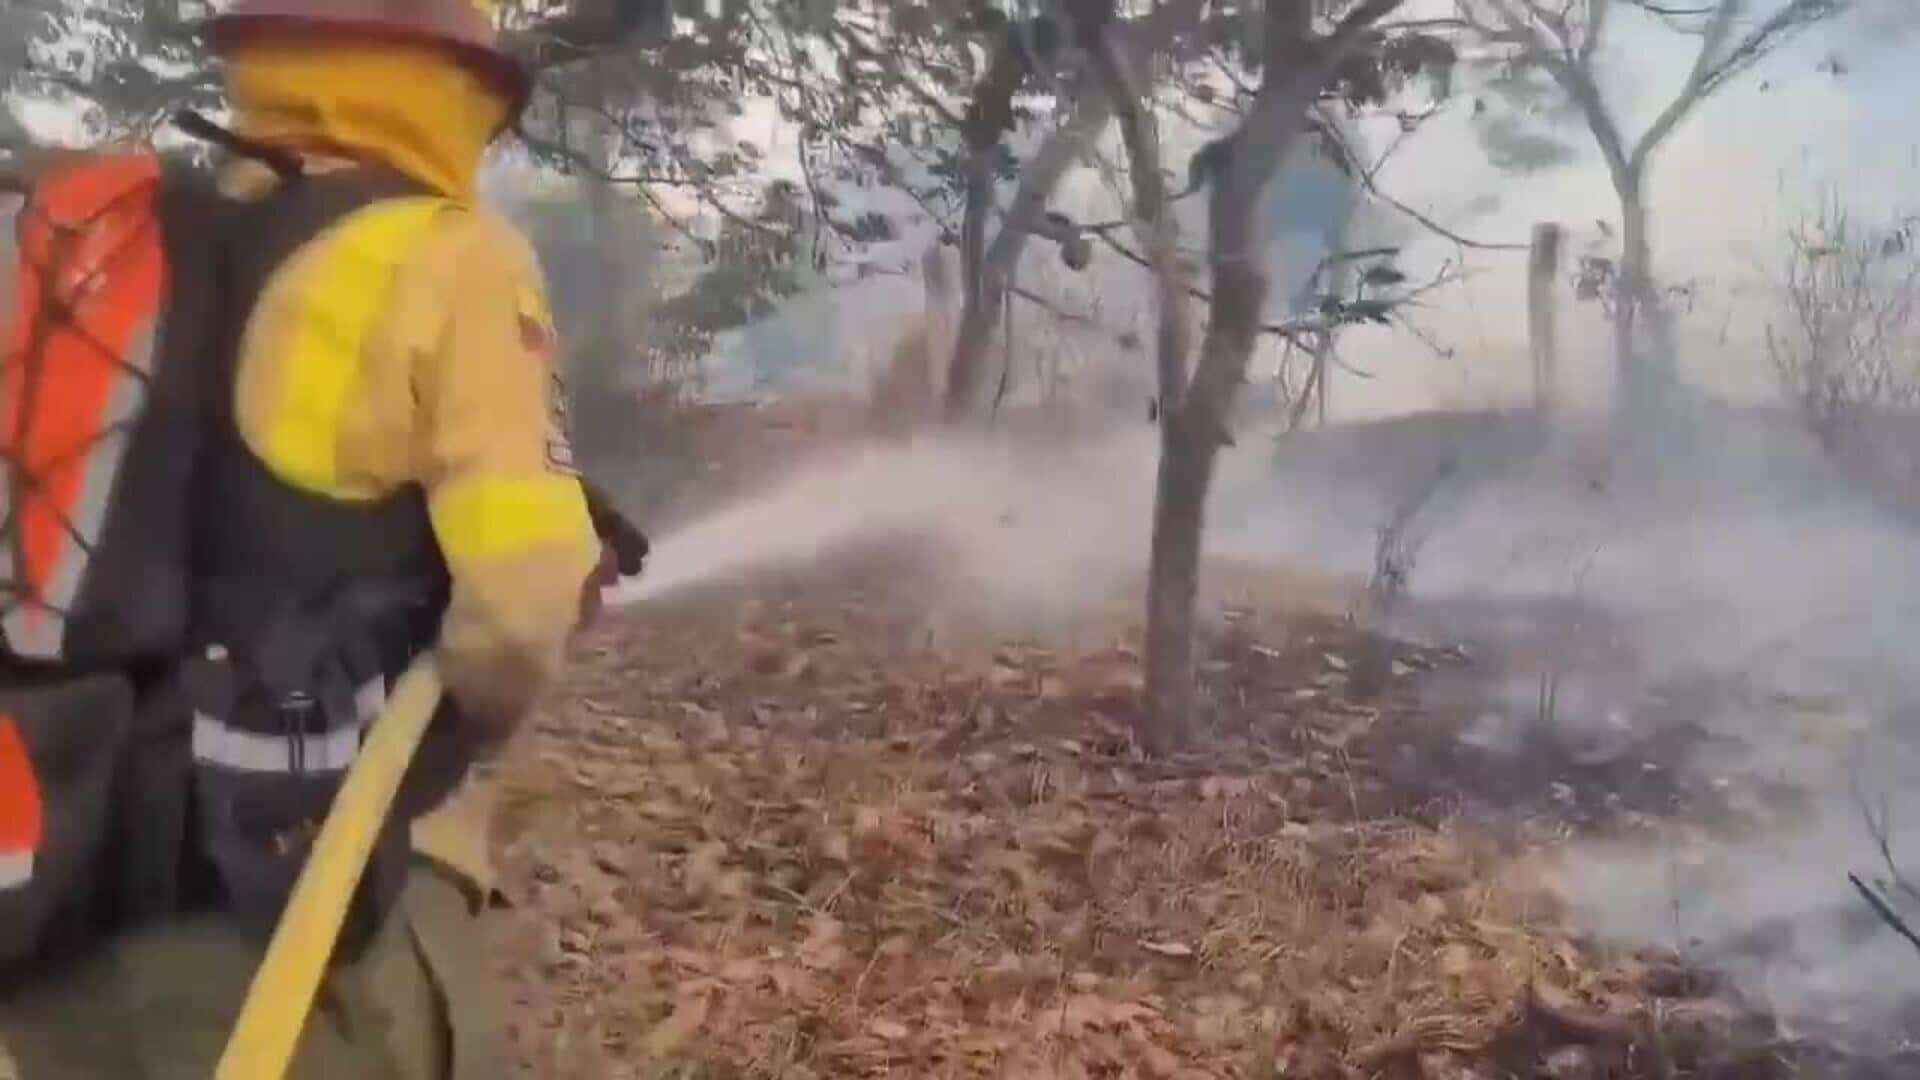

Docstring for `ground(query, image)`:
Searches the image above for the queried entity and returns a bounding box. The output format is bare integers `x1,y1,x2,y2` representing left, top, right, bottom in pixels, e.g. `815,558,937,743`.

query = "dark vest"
186,165,459,955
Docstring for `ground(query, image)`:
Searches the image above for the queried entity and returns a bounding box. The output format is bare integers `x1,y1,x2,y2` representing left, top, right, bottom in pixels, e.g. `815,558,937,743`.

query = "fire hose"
212,658,444,1080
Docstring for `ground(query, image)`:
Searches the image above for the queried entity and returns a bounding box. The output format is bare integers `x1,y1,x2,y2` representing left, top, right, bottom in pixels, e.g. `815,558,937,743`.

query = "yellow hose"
214,659,444,1080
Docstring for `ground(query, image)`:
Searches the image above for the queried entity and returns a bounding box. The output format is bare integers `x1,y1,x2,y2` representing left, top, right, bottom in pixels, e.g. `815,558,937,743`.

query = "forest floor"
487,402,1915,1078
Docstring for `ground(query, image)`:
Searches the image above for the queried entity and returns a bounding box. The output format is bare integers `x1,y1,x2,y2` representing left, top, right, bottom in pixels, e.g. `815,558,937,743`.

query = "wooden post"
1529,222,1563,414
1315,339,1330,427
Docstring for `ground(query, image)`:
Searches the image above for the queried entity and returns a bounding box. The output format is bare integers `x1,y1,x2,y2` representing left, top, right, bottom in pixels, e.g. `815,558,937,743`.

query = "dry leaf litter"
484,561,1795,1079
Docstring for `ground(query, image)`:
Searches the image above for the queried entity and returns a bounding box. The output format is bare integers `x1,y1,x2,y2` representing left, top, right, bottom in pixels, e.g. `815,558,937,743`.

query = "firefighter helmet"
204,0,531,122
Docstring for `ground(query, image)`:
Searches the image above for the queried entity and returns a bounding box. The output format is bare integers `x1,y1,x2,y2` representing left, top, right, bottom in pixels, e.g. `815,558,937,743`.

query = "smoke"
1208,402,1920,1044
1834,0,1920,63
584,331,1920,1046
1562,775,1920,1050
610,428,1174,638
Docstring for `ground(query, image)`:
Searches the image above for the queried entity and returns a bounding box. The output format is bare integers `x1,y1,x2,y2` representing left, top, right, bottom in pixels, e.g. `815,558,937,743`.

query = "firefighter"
0,1,641,1075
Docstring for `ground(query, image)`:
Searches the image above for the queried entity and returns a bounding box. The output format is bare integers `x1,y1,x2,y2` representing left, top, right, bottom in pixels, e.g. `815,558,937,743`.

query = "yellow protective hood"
223,39,510,200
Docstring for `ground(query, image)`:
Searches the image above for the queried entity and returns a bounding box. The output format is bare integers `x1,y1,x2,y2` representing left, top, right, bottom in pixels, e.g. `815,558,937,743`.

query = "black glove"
581,479,649,577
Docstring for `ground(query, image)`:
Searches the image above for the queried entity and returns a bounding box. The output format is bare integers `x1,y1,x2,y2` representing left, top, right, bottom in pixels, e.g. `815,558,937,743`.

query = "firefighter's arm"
410,209,601,746
583,479,649,576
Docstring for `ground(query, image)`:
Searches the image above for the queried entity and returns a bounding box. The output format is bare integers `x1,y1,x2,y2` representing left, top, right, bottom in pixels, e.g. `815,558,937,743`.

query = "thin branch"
633,182,713,257
1393,310,1461,361
1087,10,1191,406
1007,283,1133,342
1314,117,1530,252
1086,223,1449,349
1001,287,1152,397
834,24,967,130
1852,770,1920,909
513,125,688,187
1326,0,1417,57
1694,0,1849,102
1581,0,1616,68
1630,1,1718,14
1628,0,1739,173
1482,0,1635,183
1850,873,1920,958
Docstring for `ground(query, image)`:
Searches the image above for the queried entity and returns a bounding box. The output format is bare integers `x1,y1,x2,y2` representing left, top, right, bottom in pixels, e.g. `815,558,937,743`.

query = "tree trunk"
944,95,1116,418
1613,170,1671,416
1143,411,1212,752
1137,0,1332,741
1529,221,1562,414
945,288,1004,418
1140,0,1399,746
957,151,993,353
1088,17,1201,753
1315,340,1331,426
945,33,1033,420
567,117,645,490
1143,259,1267,748
1088,24,1191,408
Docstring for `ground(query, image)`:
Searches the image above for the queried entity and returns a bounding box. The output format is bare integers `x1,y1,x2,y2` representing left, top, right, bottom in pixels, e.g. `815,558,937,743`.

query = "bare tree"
1042,0,1453,749
1132,0,1439,749
1767,198,1920,453
942,0,1211,419
1080,3,1192,428
504,2,1153,419
943,90,1119,416
1460,0,1855,416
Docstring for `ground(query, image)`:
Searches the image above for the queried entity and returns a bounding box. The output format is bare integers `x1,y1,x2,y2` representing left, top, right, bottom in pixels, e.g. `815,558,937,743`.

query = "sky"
1331,2,1918,415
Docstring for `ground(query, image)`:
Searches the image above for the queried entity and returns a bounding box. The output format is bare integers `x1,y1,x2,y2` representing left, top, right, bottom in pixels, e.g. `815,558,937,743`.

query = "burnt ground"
490,401,1920,1077
484,548,1920,1079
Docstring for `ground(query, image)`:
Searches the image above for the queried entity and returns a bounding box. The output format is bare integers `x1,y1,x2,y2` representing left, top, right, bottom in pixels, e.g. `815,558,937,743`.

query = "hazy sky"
1345,4,1917,413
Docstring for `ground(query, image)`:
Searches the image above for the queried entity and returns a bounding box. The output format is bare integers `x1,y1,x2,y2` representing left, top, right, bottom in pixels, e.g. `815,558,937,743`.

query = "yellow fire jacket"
220,157,599,894
214,34,596,896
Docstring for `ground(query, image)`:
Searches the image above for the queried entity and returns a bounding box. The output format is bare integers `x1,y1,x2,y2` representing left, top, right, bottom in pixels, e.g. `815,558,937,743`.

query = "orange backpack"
0,149,213,669
0,147,219,974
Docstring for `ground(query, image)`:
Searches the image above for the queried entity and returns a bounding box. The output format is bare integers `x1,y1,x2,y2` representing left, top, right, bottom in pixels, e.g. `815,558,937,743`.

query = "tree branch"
1007,283,1142,349
1222,0,1410,235
1694,0,1849,102
1084,223,1443,349
1087,7,1193,406
1313,114,1531,251
1851,873,1920,958
1628,0,1739,173
1581,0,1616,67
1328,0,1417,56
513,124,688,187
835,23,967,131
1483,0,1635,183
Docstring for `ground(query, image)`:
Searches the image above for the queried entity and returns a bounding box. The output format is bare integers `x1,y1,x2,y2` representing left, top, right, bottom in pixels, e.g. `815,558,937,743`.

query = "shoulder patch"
520,313,554,358
517,282,559,364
